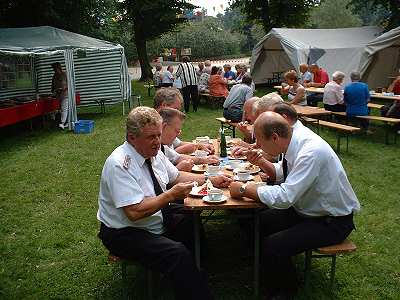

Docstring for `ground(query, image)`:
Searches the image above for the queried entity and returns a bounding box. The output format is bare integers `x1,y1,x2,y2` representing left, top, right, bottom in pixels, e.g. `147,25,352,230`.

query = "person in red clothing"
381,74,400,119
305,64,329,106
208,66,229,98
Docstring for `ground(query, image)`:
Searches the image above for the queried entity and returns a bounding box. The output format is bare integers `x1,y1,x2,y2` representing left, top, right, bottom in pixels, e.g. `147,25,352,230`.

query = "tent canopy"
0,26,119,53
250,26,395,87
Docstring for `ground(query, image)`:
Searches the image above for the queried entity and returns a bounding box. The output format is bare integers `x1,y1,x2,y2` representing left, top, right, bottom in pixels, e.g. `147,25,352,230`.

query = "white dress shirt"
259,122,360,217
163,144,181,165
323,81,344,105
172,137,182,149
97,141,179,234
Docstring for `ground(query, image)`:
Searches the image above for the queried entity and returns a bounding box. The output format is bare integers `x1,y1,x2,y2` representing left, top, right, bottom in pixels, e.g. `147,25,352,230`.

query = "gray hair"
159,107,186,124
254,93,284,115
127,107,162,137
350,71,361,81
332,71,345,81
155,63,162,71
153,87,183,109
204,60,211,67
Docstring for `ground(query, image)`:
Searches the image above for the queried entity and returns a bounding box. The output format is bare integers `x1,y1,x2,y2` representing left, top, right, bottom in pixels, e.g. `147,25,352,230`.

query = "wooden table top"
185,139,265,211
292,105,331,116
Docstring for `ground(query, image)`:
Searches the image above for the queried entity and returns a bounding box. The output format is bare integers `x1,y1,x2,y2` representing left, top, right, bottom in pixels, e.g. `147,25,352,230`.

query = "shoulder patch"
123,155,131,170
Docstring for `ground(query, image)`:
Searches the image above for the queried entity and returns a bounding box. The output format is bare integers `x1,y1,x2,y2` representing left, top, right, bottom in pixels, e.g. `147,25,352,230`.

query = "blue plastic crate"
74,120,94,134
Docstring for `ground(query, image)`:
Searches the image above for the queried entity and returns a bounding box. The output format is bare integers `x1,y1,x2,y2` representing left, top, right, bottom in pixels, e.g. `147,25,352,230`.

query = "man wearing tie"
97,106,231,300
229,112,360,300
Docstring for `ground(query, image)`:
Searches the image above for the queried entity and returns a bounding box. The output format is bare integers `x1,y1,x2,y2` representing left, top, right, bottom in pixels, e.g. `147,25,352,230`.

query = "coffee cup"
237,170,250,181
194,150,208,157
229,160,241,169
208,188,224,201
207,165,220,176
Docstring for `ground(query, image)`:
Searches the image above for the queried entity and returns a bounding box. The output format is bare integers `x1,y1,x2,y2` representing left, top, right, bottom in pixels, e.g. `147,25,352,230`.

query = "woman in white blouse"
280,70,307,106
323,71,346,112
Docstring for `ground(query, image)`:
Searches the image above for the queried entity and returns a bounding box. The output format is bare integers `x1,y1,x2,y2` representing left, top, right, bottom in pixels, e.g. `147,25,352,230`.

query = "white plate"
233,166,261,174
233,175,254,182
189,187,208,197
202,195,227,204
204,171,224,177
191,165,207,173
228,156,247,160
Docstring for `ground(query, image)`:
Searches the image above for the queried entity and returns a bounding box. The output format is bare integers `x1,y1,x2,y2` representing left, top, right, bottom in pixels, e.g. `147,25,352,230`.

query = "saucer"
202,195,227,204
233,175,254,182
192,165,207,173
225,164,242,171
204,171,223,177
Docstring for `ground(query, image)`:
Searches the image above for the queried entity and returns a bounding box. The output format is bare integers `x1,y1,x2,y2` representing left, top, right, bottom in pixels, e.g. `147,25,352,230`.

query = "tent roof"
260,26,383,50
0,26,121,53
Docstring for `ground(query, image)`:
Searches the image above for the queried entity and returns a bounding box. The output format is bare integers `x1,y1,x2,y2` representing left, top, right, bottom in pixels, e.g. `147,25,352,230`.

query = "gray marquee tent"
250,26,400,88
0,26,131,129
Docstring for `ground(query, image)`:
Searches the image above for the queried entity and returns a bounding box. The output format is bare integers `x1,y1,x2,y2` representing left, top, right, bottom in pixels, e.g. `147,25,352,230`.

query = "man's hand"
236,122,250,135
246,149,267,167
169,182,195,199
198,143,215,154
176,159,194,172
231,146,249,157
210,174,232,188
200,155,219,165
259,172,269,182
229,181,243,199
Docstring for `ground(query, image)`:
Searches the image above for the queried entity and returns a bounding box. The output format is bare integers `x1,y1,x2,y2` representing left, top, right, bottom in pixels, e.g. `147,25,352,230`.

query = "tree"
349,0,399,30
120,0,195,80
308,0,362,28
230,0,319,33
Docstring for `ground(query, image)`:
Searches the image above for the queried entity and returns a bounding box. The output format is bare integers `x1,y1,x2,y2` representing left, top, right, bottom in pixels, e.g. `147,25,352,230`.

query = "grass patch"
0,81,399,299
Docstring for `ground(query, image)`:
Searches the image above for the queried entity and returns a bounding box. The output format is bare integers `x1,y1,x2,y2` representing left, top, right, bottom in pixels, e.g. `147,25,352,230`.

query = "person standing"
175,56,199,112
51,62,68,129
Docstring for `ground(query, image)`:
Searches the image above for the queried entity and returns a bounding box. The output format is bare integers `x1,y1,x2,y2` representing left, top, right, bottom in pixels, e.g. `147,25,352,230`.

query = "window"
0,55,34,90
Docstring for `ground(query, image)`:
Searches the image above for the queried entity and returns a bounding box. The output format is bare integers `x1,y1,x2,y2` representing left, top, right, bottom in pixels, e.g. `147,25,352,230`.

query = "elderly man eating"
97,106,232,300
229,111,360,299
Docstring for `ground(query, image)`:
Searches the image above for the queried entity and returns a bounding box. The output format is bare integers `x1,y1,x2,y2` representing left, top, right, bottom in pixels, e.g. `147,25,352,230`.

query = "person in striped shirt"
175,56,199,113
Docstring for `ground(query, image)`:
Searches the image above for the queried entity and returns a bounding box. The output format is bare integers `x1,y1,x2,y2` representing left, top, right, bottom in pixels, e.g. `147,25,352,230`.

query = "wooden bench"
199,93,225,108
300,117,361,152
368,103,384,110
304,239,357,290
216,117,238,137
108,253,154,300
331,111,400,144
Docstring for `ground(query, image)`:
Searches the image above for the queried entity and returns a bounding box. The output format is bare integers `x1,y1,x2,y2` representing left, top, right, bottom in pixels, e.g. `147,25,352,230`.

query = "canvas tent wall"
0,26,131,128
359,26,400,89
250,26,383,86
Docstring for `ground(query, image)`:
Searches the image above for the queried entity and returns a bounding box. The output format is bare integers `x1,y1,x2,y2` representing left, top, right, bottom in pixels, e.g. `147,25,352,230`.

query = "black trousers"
324,103,346,112
98,206,212,300
223,108,243,122
182,85,199,112
260,207,354,293
307,93,323,107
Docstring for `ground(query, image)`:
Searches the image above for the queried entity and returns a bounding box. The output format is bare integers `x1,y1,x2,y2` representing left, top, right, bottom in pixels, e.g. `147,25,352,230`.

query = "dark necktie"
160,144,165,154
145,158,163,196
283,156,288,182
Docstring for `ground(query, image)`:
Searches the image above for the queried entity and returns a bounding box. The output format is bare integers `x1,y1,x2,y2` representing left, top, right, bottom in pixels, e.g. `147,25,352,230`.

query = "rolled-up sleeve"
273,161,284,184
258,151,320,209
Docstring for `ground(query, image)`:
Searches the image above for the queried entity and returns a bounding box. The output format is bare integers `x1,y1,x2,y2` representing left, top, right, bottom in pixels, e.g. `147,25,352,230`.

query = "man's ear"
126,132,135,144
271,132,279,143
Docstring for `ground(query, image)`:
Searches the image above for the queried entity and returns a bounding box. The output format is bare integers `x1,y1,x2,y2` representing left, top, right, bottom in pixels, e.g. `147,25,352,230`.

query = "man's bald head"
243,97,260,123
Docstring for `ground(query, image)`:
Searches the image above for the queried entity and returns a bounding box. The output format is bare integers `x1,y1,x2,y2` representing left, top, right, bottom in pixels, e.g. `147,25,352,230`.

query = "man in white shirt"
153,87,214,155
97,107,231,300
159,108,219,172
229,111,360,299
323,71,346,112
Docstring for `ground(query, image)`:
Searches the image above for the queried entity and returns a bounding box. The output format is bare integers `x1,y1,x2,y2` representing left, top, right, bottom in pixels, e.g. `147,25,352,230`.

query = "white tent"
0,26,131,130
250,26,400,88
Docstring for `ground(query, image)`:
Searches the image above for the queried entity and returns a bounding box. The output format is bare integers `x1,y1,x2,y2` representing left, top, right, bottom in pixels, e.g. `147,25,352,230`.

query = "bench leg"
304,250,312,289
330,255,337,291
121,262,128,300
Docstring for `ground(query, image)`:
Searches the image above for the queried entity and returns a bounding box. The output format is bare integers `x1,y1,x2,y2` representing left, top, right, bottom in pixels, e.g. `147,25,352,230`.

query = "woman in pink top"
208,66,229,98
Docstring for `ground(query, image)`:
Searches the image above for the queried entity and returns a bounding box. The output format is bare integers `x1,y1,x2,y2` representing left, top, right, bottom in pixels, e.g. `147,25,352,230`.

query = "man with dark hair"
51,62,68,129
222,74,254,122
176,56,198,112
230,111,360,299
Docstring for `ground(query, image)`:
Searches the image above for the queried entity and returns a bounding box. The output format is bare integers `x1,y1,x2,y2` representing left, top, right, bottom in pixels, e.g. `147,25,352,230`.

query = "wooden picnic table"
184,139,265,297
292,104,331,117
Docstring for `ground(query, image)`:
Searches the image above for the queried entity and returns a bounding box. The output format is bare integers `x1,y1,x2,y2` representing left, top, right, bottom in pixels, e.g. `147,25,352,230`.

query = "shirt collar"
123,141,147,167
284,131,299,162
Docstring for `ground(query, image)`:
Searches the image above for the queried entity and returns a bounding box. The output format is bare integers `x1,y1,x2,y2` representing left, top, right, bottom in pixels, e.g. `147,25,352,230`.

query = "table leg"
193,211,201,269
254,209,260,297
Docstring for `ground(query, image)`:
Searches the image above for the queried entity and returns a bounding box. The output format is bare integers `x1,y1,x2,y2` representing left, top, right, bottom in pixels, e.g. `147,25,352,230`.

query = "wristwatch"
239,183,248,195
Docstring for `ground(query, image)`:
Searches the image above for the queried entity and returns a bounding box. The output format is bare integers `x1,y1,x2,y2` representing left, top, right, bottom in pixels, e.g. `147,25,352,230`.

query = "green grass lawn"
0,81,399,299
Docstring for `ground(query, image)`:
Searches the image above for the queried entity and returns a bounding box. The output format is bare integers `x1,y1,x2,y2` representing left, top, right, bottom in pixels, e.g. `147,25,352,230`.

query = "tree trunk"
134,28,153,81
260,1,272,33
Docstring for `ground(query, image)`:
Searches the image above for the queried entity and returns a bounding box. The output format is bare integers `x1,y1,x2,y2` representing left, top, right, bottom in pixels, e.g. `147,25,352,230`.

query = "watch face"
239,185,246,193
